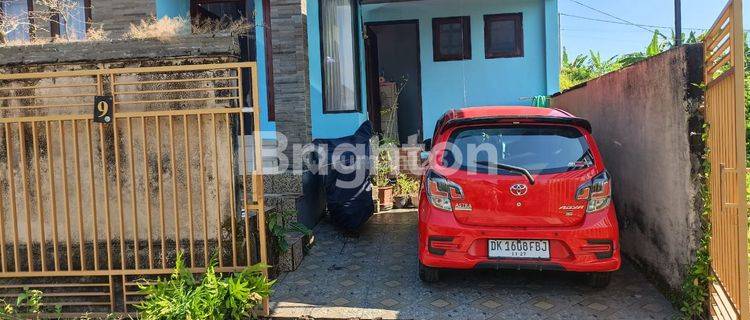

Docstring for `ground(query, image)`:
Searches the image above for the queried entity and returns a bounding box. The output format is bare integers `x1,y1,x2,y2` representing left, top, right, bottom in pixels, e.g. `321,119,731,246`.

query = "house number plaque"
93,96,114,124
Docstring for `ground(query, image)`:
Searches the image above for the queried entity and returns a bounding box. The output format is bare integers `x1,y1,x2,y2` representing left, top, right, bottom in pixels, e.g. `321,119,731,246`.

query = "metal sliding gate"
0,62,268,316
704,1,750,318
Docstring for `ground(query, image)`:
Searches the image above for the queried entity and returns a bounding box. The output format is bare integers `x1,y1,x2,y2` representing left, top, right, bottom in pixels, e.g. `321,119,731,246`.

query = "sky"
560,0,750,58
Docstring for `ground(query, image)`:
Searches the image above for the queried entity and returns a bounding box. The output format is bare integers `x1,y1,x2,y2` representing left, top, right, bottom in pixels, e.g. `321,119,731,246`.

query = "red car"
418,106,620,287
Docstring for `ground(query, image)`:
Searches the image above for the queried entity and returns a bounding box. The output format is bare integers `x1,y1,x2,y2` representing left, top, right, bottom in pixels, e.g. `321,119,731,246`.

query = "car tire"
419,261,440,283
586,272,612,288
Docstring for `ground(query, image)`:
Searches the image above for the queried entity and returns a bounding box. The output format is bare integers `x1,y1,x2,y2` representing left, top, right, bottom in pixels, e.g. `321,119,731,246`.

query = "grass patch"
124,15,253,41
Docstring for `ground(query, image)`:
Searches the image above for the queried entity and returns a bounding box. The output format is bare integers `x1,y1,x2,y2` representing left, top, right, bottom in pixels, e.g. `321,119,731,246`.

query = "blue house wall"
307,0,560,139
307,0,370,139
155,0,189,18
155,0,277,138
156,0,559,141
249,0,278,138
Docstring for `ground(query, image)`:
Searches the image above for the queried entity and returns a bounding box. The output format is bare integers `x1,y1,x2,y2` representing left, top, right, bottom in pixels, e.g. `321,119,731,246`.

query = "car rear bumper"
418,205,621,272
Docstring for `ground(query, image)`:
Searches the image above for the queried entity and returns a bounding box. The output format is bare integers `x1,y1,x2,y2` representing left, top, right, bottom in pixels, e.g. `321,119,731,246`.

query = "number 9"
97,100,109,118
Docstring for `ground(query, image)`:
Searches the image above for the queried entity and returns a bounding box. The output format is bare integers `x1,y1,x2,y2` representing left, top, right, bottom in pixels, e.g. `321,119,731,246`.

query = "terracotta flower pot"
377,186,394,211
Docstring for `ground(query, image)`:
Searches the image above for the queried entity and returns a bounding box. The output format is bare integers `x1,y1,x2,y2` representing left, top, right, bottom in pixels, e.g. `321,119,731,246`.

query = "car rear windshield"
442,125,593,174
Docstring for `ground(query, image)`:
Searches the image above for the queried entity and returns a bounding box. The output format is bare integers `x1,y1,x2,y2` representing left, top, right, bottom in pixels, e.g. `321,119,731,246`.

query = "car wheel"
419,261,440,283
586,272,612,288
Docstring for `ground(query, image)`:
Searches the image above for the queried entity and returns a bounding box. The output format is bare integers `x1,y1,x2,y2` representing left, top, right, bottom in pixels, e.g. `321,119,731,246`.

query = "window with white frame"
320,0,360,113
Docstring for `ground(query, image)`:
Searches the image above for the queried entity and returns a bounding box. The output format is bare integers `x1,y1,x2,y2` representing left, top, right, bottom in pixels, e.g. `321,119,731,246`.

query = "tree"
560,49,593,90
560,29,684,90
1,0,100,44
0,0,32,42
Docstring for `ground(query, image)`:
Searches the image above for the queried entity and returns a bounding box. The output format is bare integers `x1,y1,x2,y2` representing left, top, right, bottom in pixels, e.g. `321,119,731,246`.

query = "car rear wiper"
475,160,535,185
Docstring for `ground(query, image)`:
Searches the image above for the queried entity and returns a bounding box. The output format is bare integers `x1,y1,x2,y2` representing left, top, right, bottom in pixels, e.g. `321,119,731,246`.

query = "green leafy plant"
744,50,750,164
675,33,750,320
16,289,42,317
0,288,44,319
268,210,312,253
0,288,85,320
744,34,750,301
136,252,274,320
0,301,14,318
560,30,701,91
394,174,419,197
677,122,713,320
374,141,397,188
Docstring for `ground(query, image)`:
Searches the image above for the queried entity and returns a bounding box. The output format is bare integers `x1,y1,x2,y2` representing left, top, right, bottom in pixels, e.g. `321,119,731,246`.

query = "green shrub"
268,210,312,253
677,122,714,319
394,174,419,197
136,253,274,320
0,288,44,319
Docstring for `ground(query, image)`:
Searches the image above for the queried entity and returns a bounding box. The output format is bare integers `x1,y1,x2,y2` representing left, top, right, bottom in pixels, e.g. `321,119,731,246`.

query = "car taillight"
426,170,464,211
575,171,611,213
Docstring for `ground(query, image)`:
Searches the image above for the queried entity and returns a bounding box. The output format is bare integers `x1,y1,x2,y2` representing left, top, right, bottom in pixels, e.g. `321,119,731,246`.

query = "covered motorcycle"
311,121,374,231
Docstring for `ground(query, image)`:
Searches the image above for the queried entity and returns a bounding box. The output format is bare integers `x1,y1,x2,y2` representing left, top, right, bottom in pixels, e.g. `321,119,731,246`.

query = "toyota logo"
510,184,528,196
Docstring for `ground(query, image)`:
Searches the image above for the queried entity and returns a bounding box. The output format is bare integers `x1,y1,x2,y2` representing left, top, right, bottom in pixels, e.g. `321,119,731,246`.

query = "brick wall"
398,146,424,177
269,0,312,168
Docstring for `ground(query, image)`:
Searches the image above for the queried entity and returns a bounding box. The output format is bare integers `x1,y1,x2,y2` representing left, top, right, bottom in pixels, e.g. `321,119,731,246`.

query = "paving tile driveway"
270,210,677,320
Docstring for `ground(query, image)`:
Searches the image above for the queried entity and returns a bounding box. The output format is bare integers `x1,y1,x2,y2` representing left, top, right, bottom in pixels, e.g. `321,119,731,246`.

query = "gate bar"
730,0,749,316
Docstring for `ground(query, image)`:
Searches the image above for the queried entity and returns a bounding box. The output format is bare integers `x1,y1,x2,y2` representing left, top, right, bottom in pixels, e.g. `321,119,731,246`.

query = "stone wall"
0,35,239,66
550,44,705,294
270,0,312,166
91,0,155,39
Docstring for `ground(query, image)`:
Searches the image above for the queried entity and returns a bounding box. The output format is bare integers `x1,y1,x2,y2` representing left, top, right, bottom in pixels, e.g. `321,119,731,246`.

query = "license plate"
488,239,550,259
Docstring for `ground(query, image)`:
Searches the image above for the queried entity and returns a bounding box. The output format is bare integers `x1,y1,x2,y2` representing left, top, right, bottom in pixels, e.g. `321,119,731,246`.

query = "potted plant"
394,174,419,209
374,144,395,211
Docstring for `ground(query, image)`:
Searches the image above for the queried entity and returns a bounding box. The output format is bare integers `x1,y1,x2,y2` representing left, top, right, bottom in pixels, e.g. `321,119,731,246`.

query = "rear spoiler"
441,115,592,133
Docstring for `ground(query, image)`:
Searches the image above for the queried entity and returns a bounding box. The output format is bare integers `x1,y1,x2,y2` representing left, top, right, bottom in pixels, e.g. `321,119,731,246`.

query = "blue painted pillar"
544,0,561,94
253,0,277,136
156,0,190,18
